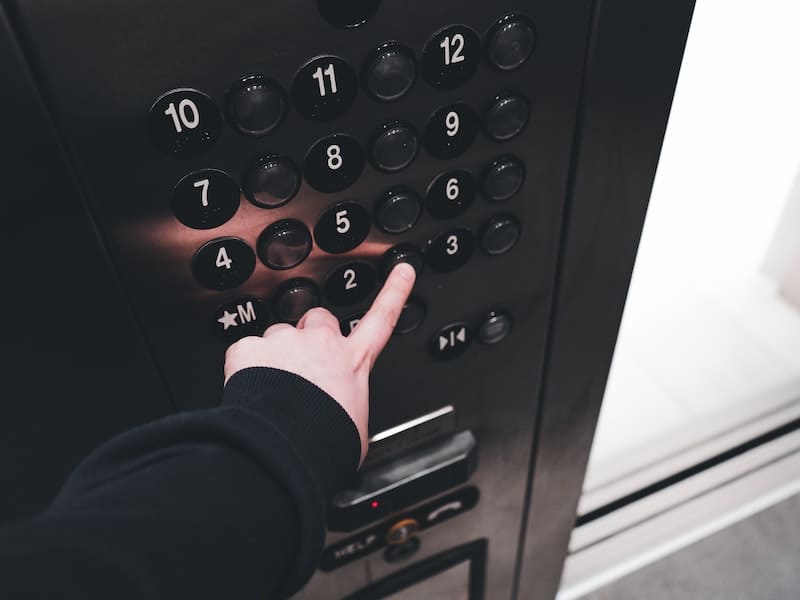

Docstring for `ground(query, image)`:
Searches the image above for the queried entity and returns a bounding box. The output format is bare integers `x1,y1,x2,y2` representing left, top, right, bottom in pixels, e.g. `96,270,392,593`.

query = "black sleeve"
0,367,360,600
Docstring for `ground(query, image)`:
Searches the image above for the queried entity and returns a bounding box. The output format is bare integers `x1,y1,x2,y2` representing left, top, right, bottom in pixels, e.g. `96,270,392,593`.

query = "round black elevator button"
315,202,371,254
363,43,417,102
375,186,422,234
292,56,358,122
481,155,525,202
243,154,300,209
381,244,424,280
486,14,536,71
148,88,221,157
305,134,365,193
325,262,377,306
226,75,288,137
481,213,521,256
273,278,322,322
426,170,476,219
212,297,270,343
192,237,256,291
370,121,419,173
395,297,426,335
426,228,475,272
430,322,472,360
340,311,366,336
484,92,529,141
423,103,478,160
172,169,240,230
317,0,380,28
477,310,513,345
421,25,482,90
257,220,312,270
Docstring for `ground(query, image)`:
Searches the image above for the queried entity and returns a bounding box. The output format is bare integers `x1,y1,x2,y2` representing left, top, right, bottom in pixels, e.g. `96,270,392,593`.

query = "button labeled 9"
424,103,478,160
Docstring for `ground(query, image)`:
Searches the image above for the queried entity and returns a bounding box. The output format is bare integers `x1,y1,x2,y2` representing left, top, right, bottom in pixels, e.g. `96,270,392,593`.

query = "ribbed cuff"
221,367,361,499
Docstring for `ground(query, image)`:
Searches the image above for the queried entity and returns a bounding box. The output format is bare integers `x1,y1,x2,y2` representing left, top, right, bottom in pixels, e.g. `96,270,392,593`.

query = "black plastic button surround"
395,296,426,335
315,202,371,254
426,170,476,219
317,0,380,28
340,311,366,337
423,103,479,160
485,92,530,141
148,88,221,157
363,43,417,102
370,121,419,173
381,244,424,279
212,297,270,343
481,155,525,202
481,213,521,256
192,237,256,291
226,75,288,136
426,227,475,272
375,186,422,234
257,219,313,270
243,154,301,209
486,14,536,71
421,25,482,90
292,55,358,122
305,134,365,193
273,278,322,322
430,322,472,360
325,262,378,306
172,169,240,230
477,310,513,345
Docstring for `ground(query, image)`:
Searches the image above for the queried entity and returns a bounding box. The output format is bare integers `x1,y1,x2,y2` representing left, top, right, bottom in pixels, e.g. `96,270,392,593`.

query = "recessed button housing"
172,169,239,230
317,0,380,28
381,244,424,279
192,237,256,290
480,213,521,256
273,278,322,322
485,92,530,141
363,43,416,102
371,121,419,173
226,75,288,136
481,155,525,202
477,310,513,345
257,220,312,270
243,154,300,209
375,187,422,234
486,14,536,71
148,88,221,157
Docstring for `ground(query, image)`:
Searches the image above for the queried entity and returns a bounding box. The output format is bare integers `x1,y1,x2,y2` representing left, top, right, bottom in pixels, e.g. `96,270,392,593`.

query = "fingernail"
393,262,416,281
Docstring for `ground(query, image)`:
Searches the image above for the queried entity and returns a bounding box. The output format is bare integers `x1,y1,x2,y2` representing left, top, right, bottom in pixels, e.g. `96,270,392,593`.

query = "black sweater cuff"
222,367,361,501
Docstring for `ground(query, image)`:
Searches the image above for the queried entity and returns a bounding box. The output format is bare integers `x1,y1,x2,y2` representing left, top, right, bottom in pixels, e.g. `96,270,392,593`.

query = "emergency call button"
430,322,472,360
212,298,269,343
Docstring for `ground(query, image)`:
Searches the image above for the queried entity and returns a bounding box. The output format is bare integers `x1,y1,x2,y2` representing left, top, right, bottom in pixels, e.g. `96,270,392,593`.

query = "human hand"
223,263,416,463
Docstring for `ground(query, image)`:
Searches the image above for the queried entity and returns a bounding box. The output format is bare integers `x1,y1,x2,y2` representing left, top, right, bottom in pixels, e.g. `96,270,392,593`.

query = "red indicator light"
371,501,380,509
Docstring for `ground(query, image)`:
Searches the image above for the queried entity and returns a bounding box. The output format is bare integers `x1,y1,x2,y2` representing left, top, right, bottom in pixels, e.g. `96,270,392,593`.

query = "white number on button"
327,144,343,170
445,111,460,137
440,34,466,66
335,209,351,234
193,178,210,207
446,177,460,201
312,63,338,97
446,234,459,256
344,268,357,290
215,246,233,270
164,99,200,133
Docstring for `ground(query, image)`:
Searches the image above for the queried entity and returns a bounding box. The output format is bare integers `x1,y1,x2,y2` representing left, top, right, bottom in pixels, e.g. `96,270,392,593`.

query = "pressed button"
305,134,365,193
340,311,366,336
426,228,475,272
485,92,529,141
421,25,482,90
381,244,424,279
226,75,288,136
172,169,239,230
243,154,300,209
257,220,312,270
325,262,378,306
363,43,416,102
395,297,426,335
486,14,536,71
375,186,422,234
423,103,478,160
371,121,419,173
477,310,513,345
273,278,322,322
292,56,358,122
317,0,380,28
192,237,256,291
212,297,270,343
481,213,521,256
315,202,371,254
481,155,525,201
430,322,472,360
426,170,476,219
148,88,221,157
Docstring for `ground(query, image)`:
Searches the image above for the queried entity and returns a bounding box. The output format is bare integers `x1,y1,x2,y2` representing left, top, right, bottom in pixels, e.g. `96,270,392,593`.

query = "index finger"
348,262,416,367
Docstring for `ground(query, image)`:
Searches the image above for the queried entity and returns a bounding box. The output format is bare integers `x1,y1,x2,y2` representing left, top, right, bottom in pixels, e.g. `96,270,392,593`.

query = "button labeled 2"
192,237,256,290
325,262,377,306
